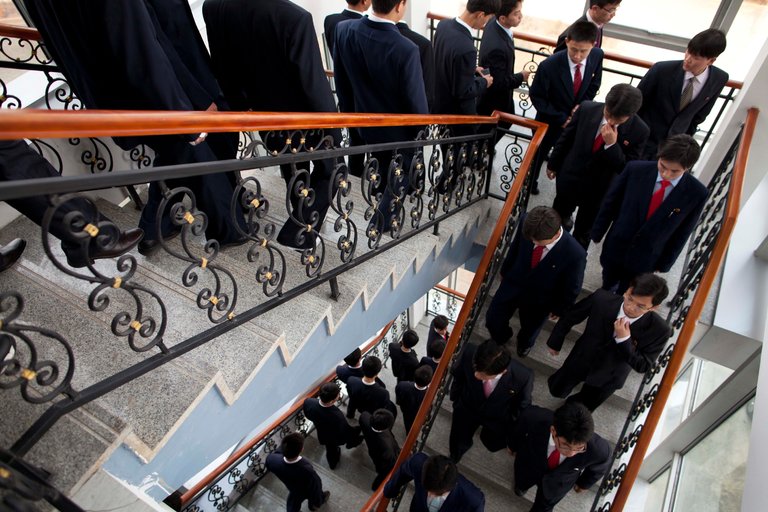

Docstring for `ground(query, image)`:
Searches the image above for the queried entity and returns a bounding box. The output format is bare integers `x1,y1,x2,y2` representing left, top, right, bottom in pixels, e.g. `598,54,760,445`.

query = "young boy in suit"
346,355,397,418
395,365,433,434
554,0,622,52
485,206,586,357
265,433,330,511
389,329,420,383
335,347,364,384
384,453,485,511
510,402,611,511
302,382,363,469
637,29,729,159
427,314,449,346
591,134,708,293
546,273,673,411
546,83,649,247
449,339,533,462
529,20,603,194
360,408,401,490
419,337,446,376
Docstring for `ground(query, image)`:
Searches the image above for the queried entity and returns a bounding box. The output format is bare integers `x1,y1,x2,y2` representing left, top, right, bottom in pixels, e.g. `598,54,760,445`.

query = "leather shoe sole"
0,238,26,272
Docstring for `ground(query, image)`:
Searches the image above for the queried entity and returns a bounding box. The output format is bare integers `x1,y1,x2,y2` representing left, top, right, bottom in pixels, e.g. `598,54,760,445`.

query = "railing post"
329,276,341,301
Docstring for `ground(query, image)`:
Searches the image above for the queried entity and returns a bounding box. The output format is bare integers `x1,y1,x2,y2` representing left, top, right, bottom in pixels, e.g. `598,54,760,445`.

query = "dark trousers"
485,283,549,352
548,363,617,412
324,443,341,469
529,125,563,186
449,401,507,463
347,127,366,178
531,487,563,512
600,264,634,295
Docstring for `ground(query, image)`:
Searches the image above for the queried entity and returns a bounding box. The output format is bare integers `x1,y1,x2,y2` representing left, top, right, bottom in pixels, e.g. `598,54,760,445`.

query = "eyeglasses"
623,293,653,312
555,436,587,454
600,6,618,14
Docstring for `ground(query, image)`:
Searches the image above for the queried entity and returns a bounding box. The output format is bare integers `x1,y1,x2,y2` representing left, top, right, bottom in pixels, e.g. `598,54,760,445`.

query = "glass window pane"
692,359,734,410
0,1,24,24
673,398,755,512
616,0,721,39
649,364,694,451
719,1,768,82
644,468,671,512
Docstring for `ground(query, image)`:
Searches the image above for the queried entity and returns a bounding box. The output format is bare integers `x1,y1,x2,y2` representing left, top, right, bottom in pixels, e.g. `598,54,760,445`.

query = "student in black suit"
419,338,446,376
485,207,586,357
265,433,330,512
360,409,401,490
203,0,341,250
384,453,485,512
302,383,363,469
546,84,649,247
547,274,673,411
389,329,420,383
333,0,429,238
449,339,533,463
324,0,370,55
324,0,370,178
529,21,603,195
554,0,622,52
591,135,708,293
0,140,144,268
396,21,436,112
637,29,729,159
477,0,531,144
433,0,498,192
510,402,611,512
336,347,364,384
427,314,450,347
346,356,397,418
25,0,246,254
395,365,433,434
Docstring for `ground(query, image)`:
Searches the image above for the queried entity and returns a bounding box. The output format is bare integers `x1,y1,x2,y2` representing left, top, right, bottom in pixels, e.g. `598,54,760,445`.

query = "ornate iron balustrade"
426,12,742,149
589,108,756,511
166,310,409,512
425,284,466,324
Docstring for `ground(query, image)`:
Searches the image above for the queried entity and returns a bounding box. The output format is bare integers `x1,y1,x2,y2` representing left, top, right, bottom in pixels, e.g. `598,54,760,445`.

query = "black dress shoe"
517,346,532,358
309,491,330,511
0,238,26,272
514,487,527,497
219,236,248,249
68,229,145,268
137,228,181,257
530,182,540,195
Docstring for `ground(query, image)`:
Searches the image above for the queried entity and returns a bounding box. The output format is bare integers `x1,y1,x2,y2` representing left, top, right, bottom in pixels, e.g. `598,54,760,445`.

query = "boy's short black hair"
522,206,561,242
344,347,362,366
590,0,622,8
604,84,643,118
422,455,458,494
687,28,727,59
467,0,502,14
629,273,669,306
472,339,511,376
433,314,450,331
497,0,522,17
402,329,419,349
371,408,395,430
362,355,383,378
319,382,340,403
427,339,446,359
565,20,598,44
415,365,434,386
553,402,594,444
372,0,401,14
657,134,701,170
281,432,305,459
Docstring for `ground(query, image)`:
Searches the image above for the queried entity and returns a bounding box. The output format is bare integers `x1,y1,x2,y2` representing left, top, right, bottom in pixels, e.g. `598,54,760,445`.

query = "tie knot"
661,179,671,188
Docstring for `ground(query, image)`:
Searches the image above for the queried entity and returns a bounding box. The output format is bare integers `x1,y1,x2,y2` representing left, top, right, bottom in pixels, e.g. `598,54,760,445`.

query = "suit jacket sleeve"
637,65,659,116
547,103,582,173
583,51,603,101
575,438,612,489
449,346,468,401
656,183,707,271
689,69,729,134
485,48,523,91
454,49,487,107
291,12,337,114
552,247,586,316
591,163,629,242
546,291,597,352
332,29,353,113
402,46,430,115
615,323,672,373
499,216,525,278
383,454,417,498
529,60,567,125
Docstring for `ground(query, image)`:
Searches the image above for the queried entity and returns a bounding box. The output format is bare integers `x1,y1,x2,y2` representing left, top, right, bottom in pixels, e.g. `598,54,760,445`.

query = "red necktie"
547,448,560,470
646,180,672,220
573,64,582,96
482,379,494,398
531,245,544,269
592,132,604,153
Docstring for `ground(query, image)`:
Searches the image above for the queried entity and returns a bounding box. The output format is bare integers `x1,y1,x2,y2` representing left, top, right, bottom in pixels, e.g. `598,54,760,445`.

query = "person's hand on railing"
521,70,531,82
546,168,556,180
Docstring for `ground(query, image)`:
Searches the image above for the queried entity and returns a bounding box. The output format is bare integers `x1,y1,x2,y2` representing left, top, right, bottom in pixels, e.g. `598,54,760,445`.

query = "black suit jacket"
302,397,357,447
530,48,603,127
478,17,525,116
510,406,611,504
333,17,428,144
591,161,708,274
324,8,363,56
395,381,428,432
397,22,436,112
359,412,401,474
336,363,364,384
637,60,729,158
450,342,533,431
347,376,396,417
433,18,488,115
427,317,449,347
546,289,672,389
265,451,323,501
554,14,602,52
549,100,649,195
497,214,586,316
384,452,485,512
389,342,420,382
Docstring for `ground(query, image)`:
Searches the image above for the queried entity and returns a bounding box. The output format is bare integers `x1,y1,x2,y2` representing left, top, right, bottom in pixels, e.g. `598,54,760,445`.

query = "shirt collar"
656,171,684,187
368,13,396,25
455,16,474,34
284,456,302,464
684,65,710,83
585,10,603,28
546,227,563,251
345,7,365,16
617,303,645,324
496,19,514,39
568,56,587,71
415,383,429,391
